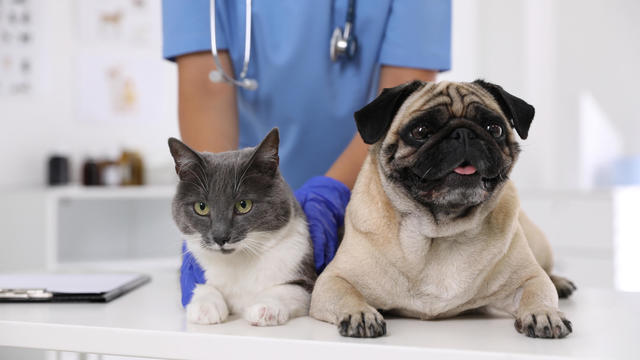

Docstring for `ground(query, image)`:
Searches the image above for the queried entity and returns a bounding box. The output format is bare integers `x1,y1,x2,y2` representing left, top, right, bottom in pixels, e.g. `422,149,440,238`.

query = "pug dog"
309,80,576,339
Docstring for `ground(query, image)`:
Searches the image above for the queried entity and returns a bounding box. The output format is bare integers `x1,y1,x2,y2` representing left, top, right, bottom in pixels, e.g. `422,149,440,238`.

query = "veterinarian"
162,0,451,306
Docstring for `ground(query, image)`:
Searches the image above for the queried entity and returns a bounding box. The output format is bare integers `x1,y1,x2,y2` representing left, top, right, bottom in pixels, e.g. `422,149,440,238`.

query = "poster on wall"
75,53,163,124
0,0,37,97
73,0,164,124
74,0,158,49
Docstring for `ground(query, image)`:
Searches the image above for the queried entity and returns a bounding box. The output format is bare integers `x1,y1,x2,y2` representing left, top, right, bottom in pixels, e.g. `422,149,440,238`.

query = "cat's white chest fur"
185,216,312,325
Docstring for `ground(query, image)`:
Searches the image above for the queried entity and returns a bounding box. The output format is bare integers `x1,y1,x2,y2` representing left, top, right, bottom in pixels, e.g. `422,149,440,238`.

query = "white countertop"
0,269,638,360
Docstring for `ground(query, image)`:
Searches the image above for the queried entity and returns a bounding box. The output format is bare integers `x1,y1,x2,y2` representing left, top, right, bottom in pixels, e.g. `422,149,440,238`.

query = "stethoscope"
208,0,358,90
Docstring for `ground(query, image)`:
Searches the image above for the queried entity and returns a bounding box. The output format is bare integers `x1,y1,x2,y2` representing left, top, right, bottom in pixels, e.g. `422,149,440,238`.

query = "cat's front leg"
186,283,229,325
244,284,310,326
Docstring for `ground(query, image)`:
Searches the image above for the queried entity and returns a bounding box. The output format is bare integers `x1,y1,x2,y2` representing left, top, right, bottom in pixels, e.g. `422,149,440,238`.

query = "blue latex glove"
180,242,205,307
179,176,351,307
294,176,351,274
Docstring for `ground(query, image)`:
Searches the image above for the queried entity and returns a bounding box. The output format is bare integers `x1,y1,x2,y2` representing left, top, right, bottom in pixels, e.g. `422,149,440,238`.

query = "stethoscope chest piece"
330,0,358,62
330,26,357,61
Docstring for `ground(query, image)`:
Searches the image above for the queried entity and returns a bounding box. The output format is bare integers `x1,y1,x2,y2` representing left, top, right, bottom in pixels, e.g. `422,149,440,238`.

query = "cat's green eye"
234,200,253,215
194,201,210,216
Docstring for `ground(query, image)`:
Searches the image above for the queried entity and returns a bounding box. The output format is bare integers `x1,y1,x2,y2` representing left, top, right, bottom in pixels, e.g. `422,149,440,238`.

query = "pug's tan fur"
310,81,573,338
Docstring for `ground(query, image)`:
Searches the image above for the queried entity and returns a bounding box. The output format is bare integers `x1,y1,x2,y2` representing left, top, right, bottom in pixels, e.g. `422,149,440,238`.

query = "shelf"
46,185,176,200
55,257,181,272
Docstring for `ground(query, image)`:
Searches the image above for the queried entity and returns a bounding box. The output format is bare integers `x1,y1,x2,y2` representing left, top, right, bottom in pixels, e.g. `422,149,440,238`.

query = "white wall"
0,0,179,189
1,0,639,190
441,0,640,190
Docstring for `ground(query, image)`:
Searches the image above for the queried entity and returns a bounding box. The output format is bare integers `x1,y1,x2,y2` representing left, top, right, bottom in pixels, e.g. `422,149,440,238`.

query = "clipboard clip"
0,289,53,300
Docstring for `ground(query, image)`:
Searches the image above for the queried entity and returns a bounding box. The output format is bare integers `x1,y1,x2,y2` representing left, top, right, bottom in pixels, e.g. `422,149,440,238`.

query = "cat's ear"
247,128,280,175
168,137,205,180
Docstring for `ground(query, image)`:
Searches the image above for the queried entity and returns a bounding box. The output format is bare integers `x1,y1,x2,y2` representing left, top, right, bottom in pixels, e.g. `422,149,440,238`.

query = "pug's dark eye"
410,125,430,141
486,124,503,138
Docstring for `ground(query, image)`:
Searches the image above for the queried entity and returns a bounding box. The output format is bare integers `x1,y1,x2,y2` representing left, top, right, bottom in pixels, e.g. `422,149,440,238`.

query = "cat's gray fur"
169,128,315,326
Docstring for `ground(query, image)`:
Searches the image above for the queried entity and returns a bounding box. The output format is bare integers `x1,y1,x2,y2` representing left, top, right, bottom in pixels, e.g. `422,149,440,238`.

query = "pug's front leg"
513,275,573,338
310,274,386,338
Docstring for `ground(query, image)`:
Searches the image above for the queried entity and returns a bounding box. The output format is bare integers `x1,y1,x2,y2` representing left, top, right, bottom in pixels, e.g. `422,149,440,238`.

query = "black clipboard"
0,273,151,303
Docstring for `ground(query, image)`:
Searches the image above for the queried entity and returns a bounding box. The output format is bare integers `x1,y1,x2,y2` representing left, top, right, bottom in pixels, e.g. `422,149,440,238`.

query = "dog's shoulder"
484,180,521,234
347,155,399,236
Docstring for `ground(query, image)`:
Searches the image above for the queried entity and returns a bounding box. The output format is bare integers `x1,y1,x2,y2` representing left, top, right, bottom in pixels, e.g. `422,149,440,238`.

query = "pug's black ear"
354,80,425,144
473,79,535,140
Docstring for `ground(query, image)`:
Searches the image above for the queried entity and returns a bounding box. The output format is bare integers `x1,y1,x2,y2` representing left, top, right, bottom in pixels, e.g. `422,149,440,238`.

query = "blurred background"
1,0,639,301
0,0,639,358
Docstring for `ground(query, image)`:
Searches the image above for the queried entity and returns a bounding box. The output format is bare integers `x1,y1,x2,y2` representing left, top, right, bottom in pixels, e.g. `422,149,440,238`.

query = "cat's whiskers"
233,154,240,194
178,158,206,178
180,180,207,193
242,244,260,259
234,150,259,194
240,238,267,258
241,239,260,255
180,167,208,194
192,161,210,193
240,243,258,258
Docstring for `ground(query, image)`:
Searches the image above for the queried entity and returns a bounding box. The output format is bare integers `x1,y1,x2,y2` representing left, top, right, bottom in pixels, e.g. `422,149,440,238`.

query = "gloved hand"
179,176,351,307
180,242,205,307
294,176,351,274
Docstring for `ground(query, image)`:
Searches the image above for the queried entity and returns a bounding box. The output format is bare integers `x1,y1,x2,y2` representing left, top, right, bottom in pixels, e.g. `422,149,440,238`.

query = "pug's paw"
515,309,572,338
338,308,387,338
186,297,229,325
245,302,289,326
550,275,577,299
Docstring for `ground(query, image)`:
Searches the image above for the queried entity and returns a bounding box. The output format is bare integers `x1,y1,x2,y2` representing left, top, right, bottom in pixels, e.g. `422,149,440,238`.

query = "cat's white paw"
187,284,229,325
244,302,290,326
186,297,229,325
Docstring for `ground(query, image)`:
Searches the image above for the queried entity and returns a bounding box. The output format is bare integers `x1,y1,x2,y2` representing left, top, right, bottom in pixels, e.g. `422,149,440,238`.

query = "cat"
168,128,316,326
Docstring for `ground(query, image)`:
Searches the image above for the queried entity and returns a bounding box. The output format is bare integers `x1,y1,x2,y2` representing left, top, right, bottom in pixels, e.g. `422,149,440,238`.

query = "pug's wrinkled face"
388,101,519,209
355,80,534,215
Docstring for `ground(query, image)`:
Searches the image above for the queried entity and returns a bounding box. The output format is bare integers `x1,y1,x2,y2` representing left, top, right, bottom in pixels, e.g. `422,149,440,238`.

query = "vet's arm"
176,51,239,152
325,66,437,189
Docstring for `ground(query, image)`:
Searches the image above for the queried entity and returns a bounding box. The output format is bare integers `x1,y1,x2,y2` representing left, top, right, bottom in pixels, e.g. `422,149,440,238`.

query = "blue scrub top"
163,0,451,188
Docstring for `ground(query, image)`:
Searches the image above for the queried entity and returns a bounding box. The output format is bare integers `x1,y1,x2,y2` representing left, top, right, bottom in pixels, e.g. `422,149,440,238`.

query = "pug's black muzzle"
410,125,506,182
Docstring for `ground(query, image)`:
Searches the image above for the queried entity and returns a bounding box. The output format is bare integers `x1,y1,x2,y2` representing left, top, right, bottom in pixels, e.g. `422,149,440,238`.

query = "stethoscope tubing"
209,0,356,90
209,0,255,89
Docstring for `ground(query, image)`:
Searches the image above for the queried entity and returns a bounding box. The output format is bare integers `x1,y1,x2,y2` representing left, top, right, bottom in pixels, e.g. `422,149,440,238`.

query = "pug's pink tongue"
454,165,477,175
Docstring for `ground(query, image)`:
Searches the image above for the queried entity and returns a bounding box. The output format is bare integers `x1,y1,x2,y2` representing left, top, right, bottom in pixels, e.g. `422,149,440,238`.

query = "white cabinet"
520,190,615,289
1,185,637,290
0,186,182,271
520,187,640,291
